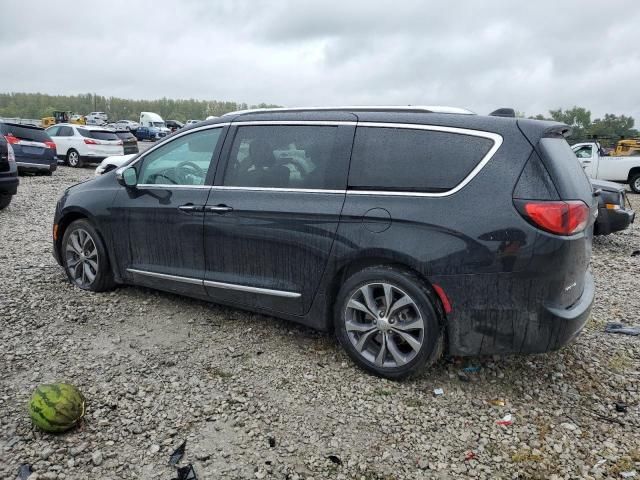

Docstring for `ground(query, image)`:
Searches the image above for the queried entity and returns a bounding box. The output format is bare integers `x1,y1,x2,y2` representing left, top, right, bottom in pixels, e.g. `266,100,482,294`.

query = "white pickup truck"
572,142,640,193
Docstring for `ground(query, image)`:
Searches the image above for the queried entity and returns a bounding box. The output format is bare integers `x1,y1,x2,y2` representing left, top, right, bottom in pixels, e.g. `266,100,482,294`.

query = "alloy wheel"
68,151,79,167
65,228,99,288
634,176,640,193
344,282,425,368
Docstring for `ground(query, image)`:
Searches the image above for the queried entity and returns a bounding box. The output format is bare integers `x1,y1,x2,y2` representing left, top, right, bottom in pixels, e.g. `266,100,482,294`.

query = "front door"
203,122,354,315
574,144,595,177
109,126,226,296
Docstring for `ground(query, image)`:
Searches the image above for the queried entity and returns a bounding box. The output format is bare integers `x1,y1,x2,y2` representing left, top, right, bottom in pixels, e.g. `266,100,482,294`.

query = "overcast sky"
2,0,640,120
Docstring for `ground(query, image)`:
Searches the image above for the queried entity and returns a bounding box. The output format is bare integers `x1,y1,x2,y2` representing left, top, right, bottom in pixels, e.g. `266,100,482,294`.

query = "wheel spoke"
375,332,387,366
383,284,393,316
391,329,422,352
70,233,83,254
71,261,83,280
393,318,424,332
387,294,413,318
85,258,98,271
387,335,407,366
66,257,81,268
347,299,376,319
355,329,378,352
360,284,379,317
83,263,96,283
345,319,376,333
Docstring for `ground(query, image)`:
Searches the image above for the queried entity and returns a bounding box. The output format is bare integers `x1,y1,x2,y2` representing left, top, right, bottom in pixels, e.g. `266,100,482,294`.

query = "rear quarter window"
348,127,494,192
0,124,51,143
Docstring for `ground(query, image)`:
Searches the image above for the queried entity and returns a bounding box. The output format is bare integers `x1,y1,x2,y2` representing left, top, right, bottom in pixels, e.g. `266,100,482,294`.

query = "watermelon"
28,383,85,433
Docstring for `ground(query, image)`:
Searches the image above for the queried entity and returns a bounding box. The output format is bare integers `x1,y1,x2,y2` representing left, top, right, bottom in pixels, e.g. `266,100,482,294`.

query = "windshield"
152,122,165,128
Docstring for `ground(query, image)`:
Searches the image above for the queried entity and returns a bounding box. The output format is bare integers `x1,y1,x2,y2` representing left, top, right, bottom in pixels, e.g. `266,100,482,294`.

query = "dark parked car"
0,122,57,174
165,120,184,132
133,126,167,142
591,179,635,235
0,135,19,209
52,107,597,379
114,130,139,155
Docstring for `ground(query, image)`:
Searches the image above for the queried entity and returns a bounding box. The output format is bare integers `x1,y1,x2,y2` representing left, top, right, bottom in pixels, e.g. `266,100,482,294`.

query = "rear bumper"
444,271,594,356
595,206,635,235
16,160,57,173
0,174,19,195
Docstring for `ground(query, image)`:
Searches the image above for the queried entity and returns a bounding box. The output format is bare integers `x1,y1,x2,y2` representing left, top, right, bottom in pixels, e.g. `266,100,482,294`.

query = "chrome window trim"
126,268,301,298
209,186,345,194
224,105,475,116
119,121,502,197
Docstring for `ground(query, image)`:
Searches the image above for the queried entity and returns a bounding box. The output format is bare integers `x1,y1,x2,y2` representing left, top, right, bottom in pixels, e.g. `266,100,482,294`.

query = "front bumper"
595,206,635,235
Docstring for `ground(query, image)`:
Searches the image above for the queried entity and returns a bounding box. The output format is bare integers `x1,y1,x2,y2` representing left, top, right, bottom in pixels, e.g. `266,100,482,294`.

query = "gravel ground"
0,164,639,480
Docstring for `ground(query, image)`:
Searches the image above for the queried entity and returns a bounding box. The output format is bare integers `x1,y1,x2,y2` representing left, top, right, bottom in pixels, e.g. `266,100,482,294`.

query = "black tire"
61,219,116,292
0,194,12,210
630,173,640,194
334,265,443,380
66,149,84,168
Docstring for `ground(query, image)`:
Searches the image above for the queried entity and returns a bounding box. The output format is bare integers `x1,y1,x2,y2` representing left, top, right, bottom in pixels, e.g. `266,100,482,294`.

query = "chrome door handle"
178,204,203,212
206,205,233,213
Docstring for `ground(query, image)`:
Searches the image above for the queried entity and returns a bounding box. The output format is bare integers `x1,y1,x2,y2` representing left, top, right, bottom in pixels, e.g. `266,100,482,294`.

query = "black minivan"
52,107,596,378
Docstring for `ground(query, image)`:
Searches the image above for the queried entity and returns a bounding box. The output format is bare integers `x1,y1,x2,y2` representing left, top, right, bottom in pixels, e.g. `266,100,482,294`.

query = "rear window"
78,129,119,141
538,137,592,200
0,123,51,143
115,131,136,140
348,127,494,192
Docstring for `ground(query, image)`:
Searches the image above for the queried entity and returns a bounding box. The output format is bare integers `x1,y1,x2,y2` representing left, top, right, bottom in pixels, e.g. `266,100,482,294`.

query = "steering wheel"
175,160,206,183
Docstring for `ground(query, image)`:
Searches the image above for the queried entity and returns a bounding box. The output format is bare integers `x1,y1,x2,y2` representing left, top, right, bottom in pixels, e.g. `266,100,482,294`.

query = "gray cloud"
2,0,640,120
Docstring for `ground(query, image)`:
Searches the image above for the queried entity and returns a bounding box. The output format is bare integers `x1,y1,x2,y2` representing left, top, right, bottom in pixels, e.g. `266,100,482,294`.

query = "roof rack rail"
489,108,516,118
223,105,475,117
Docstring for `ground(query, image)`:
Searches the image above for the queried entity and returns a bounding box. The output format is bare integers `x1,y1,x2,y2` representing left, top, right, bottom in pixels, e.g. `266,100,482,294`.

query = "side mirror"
117,167,138,187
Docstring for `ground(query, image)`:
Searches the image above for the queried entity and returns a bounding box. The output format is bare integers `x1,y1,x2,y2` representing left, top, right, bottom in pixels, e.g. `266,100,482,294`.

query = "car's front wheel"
61,219,115,291
334,266,443,379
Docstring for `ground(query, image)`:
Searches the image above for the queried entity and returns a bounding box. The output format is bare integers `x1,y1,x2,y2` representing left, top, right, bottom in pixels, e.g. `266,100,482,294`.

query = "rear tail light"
7,143,15,164
515,200,590,235
84,138,98,145
45,140,56,149
4,134,20,145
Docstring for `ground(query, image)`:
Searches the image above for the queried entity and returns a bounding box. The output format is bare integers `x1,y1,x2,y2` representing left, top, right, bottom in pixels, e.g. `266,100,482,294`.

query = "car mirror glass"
118,167,138,187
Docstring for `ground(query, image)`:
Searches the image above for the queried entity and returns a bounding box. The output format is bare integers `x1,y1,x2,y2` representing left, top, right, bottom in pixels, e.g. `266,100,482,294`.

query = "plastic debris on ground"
462,366,481,373
631,250,640,257
172,464,197,480
464,451,477,461
169,440,187,466
593,459,607,468
604,322,640,336
620,471,637,479
433,388,444,396
496,413,513,426
327,455,342,465
17,464,33,480
489,398,506,407
615,402,628,413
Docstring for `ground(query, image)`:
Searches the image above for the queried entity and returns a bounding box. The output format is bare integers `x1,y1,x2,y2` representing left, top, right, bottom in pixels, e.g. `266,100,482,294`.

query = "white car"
46,124,124,168
86,112,108,125
113,120,140,131
95,154,136,175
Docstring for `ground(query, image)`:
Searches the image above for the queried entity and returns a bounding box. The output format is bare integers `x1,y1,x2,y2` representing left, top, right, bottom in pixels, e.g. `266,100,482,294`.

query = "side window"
573,146,593,159
58,126,74,137
46,126,60,136
138,128,222,186
348,127,494,192
222,125,338,189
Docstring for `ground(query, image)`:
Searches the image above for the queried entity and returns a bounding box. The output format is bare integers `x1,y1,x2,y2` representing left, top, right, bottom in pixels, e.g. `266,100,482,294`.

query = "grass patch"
608,351,632,372
511,449,544,463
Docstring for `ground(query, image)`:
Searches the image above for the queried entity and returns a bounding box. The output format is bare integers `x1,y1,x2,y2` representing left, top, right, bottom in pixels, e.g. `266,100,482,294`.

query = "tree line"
0,93,636,147
526,107,637,146
0,92,280,123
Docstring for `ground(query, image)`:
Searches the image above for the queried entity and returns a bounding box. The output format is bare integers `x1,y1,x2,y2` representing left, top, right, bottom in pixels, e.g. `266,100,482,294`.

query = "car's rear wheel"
630,173,640,194
0,194,12,210
66,149,83,168
334,266,443,379
61,219,115,291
